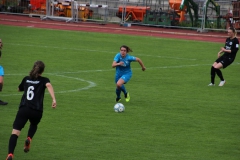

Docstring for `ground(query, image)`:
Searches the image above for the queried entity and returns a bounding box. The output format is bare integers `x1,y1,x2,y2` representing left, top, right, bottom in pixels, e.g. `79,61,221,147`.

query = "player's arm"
227,39,239,54
220,47,232,53
0,40,2,58
0,40,3,49
135,57,146,71
18,77,26,92
112,61,124,68
46,82,57,108
220,39,239,54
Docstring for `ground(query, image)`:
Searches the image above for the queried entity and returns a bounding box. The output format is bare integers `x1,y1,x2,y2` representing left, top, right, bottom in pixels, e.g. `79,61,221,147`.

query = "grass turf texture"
0,25,239,160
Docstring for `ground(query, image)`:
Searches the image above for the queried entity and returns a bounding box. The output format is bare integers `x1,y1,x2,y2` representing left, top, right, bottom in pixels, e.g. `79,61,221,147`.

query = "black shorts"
215,56,234,69
13,107,43,131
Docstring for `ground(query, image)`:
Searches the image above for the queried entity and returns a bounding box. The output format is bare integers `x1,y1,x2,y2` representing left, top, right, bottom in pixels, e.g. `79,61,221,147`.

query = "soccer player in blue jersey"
112,45,146,102
6,61,57,160
0,38,8,105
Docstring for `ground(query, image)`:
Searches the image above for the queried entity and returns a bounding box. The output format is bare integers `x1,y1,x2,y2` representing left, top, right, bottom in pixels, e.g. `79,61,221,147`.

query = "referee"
208,27,239,86
6,61,57,160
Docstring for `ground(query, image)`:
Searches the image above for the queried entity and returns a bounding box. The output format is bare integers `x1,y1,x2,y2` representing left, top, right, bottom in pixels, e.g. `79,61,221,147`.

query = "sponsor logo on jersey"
26,80,40,84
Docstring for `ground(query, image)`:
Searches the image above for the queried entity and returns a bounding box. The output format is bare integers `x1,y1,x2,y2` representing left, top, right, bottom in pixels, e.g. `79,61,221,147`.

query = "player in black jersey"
0,38,8,105
208,27,239,86
6,61,57,160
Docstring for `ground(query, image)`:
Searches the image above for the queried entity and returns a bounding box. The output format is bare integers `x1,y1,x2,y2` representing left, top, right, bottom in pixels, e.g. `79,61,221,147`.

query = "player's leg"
24,110,43,153
116,78,125,102
209,63,217,86
115,75,122,102
213,61,226,86
0,66,7,105
119,74,131,102
209,57,223,86
7,108,28,159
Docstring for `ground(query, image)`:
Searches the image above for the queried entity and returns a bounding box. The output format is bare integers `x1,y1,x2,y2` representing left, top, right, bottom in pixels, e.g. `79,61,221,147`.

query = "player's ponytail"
120,45,133,53
29,61,45,79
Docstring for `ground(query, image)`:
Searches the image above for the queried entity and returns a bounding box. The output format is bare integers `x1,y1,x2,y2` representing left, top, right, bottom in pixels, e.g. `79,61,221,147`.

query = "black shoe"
124,93,128,98
0,100,8,105
116,97,121,102
24,137,31,153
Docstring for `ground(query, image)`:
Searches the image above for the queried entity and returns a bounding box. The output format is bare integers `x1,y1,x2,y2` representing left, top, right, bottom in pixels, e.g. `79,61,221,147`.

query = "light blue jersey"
0,65,4,76
114,53,136,83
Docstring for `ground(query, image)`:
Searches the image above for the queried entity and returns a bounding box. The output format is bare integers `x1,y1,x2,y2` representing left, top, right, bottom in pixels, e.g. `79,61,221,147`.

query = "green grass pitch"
0,25,239,160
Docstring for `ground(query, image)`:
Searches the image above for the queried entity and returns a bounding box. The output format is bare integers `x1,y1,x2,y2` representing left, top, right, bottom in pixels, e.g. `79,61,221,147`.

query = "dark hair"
228,27,237,37
29,61,45,79
120,45,133,52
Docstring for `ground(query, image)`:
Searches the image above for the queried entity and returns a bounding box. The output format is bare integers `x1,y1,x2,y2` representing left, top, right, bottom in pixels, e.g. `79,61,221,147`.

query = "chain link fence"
0,0,239,31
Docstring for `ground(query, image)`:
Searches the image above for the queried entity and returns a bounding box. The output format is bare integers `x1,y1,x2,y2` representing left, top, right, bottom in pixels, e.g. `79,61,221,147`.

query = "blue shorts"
115,73,132,84
0,66,4,76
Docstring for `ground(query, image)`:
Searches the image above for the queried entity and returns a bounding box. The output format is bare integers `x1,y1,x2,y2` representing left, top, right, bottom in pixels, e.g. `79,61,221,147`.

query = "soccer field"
0,25,239,160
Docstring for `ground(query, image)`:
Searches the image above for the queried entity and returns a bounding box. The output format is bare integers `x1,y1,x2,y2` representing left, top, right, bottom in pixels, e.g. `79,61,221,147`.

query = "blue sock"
120,85,127,95
116,88,121,98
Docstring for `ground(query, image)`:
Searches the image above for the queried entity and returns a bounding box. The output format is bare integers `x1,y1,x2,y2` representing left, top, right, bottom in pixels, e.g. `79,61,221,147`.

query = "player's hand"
52,100,57,108
142,67,146,71
119,61,125,66
220,47,225,52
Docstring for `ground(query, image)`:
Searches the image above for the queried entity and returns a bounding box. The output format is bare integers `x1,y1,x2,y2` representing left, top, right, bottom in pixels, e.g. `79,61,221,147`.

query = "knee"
116,83,121,88
12,129,21,136
213,66,220,70
0,83,3,91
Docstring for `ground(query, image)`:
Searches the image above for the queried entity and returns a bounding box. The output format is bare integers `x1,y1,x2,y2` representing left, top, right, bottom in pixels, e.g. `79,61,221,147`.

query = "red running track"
0,13,229,43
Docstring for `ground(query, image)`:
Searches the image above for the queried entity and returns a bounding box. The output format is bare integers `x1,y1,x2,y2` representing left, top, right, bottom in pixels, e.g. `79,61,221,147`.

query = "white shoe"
219,80,226,86
208,83,215,86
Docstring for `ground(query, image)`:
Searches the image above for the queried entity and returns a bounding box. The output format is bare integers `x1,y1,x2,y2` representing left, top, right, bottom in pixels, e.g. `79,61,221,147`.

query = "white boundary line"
5,64,211,76
6,43,197,61
54,74,96,93
1,74,96,97
2,63,240,96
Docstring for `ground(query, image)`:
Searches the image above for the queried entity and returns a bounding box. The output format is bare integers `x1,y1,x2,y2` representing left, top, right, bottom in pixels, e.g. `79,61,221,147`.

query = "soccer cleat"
116,97,121,102
0,100,8,105
208,83,215,86
125,92,130,102
219,80,226,86
6,153,13,160
24,137,31,153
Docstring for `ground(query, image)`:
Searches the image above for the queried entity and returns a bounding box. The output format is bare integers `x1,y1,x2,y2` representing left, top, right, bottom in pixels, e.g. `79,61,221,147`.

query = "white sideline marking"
7,43,111,53
7,43,196,61
54,74,96,93
1,74,96,97
3,62,239,96
44,64,212,74
5,64,211,76
137,54,197,60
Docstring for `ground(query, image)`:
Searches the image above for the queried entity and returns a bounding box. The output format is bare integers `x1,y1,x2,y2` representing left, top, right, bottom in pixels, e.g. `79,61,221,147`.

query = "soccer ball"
114,103,125,113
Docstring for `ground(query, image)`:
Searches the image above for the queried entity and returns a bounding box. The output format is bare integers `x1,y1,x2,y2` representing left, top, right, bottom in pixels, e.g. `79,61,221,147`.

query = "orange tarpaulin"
169,0,186,22
118,6,150,22
30,0,45,10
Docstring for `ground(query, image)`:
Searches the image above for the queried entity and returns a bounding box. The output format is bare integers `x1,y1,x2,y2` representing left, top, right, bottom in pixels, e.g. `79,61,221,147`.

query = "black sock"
8,134,18,154
28,124,38,139
211,66,216,84
215,68,224,81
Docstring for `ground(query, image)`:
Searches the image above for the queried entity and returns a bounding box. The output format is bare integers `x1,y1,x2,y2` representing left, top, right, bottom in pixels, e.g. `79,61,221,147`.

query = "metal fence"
0,0,239,31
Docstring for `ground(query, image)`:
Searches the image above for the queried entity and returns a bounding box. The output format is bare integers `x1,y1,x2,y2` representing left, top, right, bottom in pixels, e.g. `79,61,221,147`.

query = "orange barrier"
118,6,150,22
169,0,186,22
30,0,45,10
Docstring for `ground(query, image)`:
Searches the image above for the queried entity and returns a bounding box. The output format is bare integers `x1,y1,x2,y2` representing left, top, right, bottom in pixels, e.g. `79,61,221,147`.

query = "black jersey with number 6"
18,76,50,112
